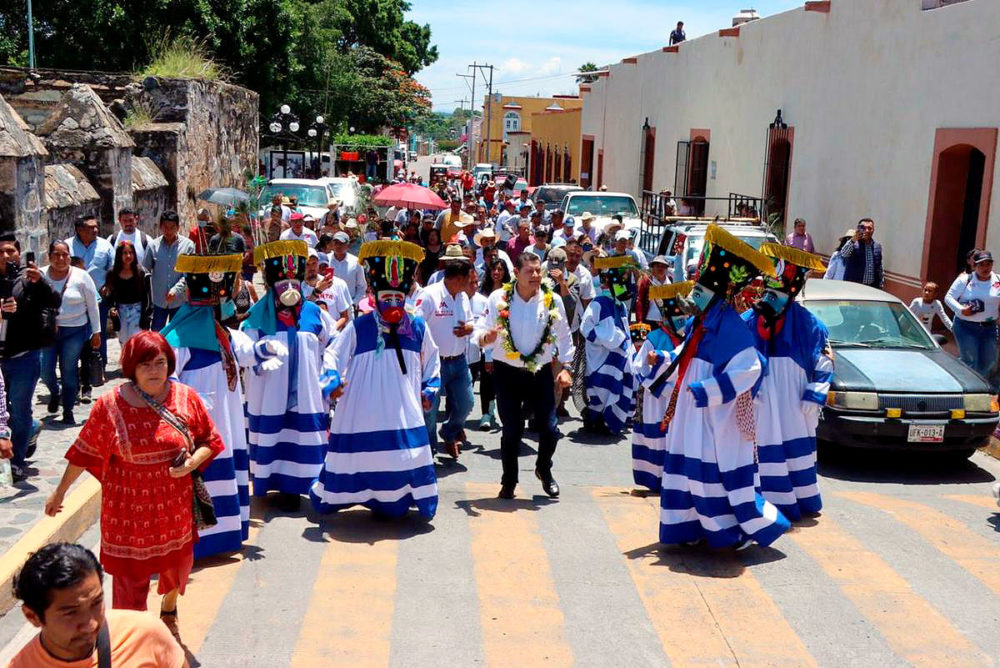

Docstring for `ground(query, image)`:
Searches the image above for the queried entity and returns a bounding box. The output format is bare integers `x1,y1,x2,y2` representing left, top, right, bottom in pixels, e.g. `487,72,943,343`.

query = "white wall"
581,0,1000,291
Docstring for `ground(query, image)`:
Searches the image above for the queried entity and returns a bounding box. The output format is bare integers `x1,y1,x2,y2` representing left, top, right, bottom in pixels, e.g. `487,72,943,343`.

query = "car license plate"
907,424,945,443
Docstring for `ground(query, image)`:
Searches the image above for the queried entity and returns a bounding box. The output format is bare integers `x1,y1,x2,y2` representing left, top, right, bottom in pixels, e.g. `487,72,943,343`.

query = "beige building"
476,94,582,168
580,0,999,302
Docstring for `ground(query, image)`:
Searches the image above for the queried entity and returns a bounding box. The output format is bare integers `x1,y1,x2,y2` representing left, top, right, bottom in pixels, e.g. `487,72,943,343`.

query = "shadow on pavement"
817,445,996,484
455,495,556,517
623,541,787,576
302,508,435,545
434,459,469,479
988,515,1000,533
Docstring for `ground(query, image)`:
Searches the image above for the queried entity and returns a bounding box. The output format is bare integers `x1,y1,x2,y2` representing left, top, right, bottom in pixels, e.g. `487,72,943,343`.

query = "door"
687,139,709,216
581,139,594,190
926,145,987,292
641,126,656,193
674,141,690,198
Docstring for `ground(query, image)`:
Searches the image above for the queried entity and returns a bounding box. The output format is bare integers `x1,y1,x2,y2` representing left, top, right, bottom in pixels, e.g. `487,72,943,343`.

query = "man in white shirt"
579,212,599,244
495,199,517,242
476,252,574,499
551,215,578,246
107,208,149,265
280,213,319,247
328,231,367,307
415,256,475,460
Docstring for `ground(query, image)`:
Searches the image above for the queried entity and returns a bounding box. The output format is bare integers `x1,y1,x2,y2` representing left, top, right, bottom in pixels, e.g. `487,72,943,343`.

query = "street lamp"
269,104,300,178
307,115,329,177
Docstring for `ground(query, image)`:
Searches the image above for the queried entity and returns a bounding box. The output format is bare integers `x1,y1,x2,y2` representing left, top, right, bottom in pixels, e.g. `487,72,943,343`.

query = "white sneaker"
735,538,755,552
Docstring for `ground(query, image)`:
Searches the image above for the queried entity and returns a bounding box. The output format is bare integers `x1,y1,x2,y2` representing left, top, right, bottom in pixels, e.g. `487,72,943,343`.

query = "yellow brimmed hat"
760,242,825,295
359,240,424,295
592,254,636,271
696,224,775,298
253,239,309,267
174,254,242,274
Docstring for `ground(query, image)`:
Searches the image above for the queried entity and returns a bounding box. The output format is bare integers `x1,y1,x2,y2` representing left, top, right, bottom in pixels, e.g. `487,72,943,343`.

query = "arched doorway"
687,137,709,216
765,138,792,227
925,145,988,291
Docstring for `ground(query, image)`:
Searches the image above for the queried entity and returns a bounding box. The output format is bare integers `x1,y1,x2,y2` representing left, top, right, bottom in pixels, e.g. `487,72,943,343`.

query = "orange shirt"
5,610,184,668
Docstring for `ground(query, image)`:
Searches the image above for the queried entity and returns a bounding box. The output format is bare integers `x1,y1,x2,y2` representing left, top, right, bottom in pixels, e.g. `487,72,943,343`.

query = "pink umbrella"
373,182,448,210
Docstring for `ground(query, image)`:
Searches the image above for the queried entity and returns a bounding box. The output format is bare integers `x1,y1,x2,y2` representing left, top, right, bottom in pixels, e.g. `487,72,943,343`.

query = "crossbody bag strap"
130,382,194,452
96,619,112,668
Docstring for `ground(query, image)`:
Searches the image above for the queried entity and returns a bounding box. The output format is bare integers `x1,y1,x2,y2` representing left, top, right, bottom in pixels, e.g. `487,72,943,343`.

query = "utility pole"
470,64,494,167
457,70,476,168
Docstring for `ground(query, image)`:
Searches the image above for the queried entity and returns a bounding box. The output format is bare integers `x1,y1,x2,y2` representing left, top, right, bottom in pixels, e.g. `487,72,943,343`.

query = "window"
503,112,521,140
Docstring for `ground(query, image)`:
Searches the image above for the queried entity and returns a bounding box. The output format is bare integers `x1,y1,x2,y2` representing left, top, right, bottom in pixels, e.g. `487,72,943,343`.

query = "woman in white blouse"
945,250,1000,386
41,240,101,424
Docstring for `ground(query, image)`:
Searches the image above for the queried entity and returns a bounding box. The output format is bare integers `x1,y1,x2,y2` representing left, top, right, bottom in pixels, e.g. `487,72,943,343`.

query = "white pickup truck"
558,191,642,237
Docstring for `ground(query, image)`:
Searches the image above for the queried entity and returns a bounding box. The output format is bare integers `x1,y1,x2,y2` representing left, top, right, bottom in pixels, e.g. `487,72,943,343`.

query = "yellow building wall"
476,95,582,165
530,109,582,184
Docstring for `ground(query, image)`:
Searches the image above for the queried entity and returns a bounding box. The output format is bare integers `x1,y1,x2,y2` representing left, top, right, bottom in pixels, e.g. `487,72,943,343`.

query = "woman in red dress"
45,331,224,642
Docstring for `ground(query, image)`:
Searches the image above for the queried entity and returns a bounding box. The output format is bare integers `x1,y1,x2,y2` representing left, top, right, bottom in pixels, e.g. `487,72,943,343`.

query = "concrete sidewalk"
0,338,123,613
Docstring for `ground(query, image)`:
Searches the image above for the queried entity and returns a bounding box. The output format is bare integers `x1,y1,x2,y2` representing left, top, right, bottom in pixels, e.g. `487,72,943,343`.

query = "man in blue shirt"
64,215,114,372
142,210,195,330
669,21,686,45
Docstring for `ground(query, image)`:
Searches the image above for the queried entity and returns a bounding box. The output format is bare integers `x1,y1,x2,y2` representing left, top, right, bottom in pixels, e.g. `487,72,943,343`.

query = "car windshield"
262,185,329,207
537,187,579,204
564,195,639,217
325,182,344,197
804,300,935,349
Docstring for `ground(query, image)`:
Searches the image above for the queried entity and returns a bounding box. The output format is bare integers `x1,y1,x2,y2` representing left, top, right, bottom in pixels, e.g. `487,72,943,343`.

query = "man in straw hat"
310,239,441,519
580,254,639,435
745,243,832,521
161,252,286,557
631,281,692,493
240,240,342,510
646,225,790,549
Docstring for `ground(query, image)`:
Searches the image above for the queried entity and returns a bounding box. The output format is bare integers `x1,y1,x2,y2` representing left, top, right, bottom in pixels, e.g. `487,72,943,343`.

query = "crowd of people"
2,170,1000,665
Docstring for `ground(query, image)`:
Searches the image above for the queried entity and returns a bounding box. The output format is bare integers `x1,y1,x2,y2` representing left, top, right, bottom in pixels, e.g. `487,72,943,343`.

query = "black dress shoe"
497,483,516,499
47,395,60,414
535,469,559,498
61,410,75,425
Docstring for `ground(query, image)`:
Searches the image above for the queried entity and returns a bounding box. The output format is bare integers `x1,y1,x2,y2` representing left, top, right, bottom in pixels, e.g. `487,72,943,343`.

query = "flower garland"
496,280,560,373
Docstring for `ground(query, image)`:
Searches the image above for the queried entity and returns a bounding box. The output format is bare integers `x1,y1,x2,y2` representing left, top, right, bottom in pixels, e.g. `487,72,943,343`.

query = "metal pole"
468,63,477,171
484,65,493,166
26,0,36,69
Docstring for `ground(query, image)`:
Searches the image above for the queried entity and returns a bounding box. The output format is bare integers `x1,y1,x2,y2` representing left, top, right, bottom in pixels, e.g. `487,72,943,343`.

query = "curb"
0,479,101,616
982,437,1000,461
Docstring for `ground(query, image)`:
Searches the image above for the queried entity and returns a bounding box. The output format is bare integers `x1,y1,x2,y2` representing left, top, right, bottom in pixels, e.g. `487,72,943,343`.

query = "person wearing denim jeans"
142,211,194,332
2,351,41,473
42,242,101,424
945,250,1000,388
416,256,475,458
0,233,62,481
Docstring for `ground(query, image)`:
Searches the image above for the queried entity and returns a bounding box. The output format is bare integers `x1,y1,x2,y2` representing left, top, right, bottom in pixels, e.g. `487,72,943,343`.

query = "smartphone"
171,450,188,468
322,267,334,279
23,251,35,266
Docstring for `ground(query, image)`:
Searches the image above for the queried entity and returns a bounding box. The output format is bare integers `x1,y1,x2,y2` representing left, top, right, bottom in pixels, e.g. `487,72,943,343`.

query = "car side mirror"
932,333,948,346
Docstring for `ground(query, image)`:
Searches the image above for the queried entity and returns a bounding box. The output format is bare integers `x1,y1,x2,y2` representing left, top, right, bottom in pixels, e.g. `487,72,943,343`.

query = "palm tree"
576,62,599,84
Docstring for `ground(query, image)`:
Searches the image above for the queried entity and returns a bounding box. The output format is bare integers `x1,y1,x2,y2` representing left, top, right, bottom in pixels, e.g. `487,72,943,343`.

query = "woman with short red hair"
45,330,224,642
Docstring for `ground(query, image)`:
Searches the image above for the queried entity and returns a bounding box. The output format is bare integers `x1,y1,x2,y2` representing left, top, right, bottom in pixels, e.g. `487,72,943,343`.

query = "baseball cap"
563,216,576,227
651,254,669,267
333,231,350,243
614,229,631,241
974,250,993,264
289,212,304,222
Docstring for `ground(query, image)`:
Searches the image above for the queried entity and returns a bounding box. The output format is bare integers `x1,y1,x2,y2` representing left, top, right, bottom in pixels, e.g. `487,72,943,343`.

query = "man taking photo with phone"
0,232,62,482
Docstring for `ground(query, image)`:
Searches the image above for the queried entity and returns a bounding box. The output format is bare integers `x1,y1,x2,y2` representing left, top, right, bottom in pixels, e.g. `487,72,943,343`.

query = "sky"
408,1,804,112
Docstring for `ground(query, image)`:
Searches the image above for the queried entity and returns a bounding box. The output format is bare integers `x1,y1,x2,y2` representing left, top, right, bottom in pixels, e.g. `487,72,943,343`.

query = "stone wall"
131,156,169,233
0,68,259,232
127,78,258,223
44,164,101,243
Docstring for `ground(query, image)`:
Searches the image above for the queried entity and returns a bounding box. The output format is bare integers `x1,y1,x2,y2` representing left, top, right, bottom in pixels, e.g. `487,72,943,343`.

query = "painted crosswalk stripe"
179,522,264,655
943,493,1000,510
465,482,574,667
789,510,990,667
290,512,400,667
593,487,817,667
838,491,1000,597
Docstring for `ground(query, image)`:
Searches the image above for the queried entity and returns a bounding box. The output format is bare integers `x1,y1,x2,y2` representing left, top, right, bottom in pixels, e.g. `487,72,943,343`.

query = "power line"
424,68,607,96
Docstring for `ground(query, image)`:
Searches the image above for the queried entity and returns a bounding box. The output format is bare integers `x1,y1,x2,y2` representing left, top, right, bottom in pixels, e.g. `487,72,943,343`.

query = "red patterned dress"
66,382,224,589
